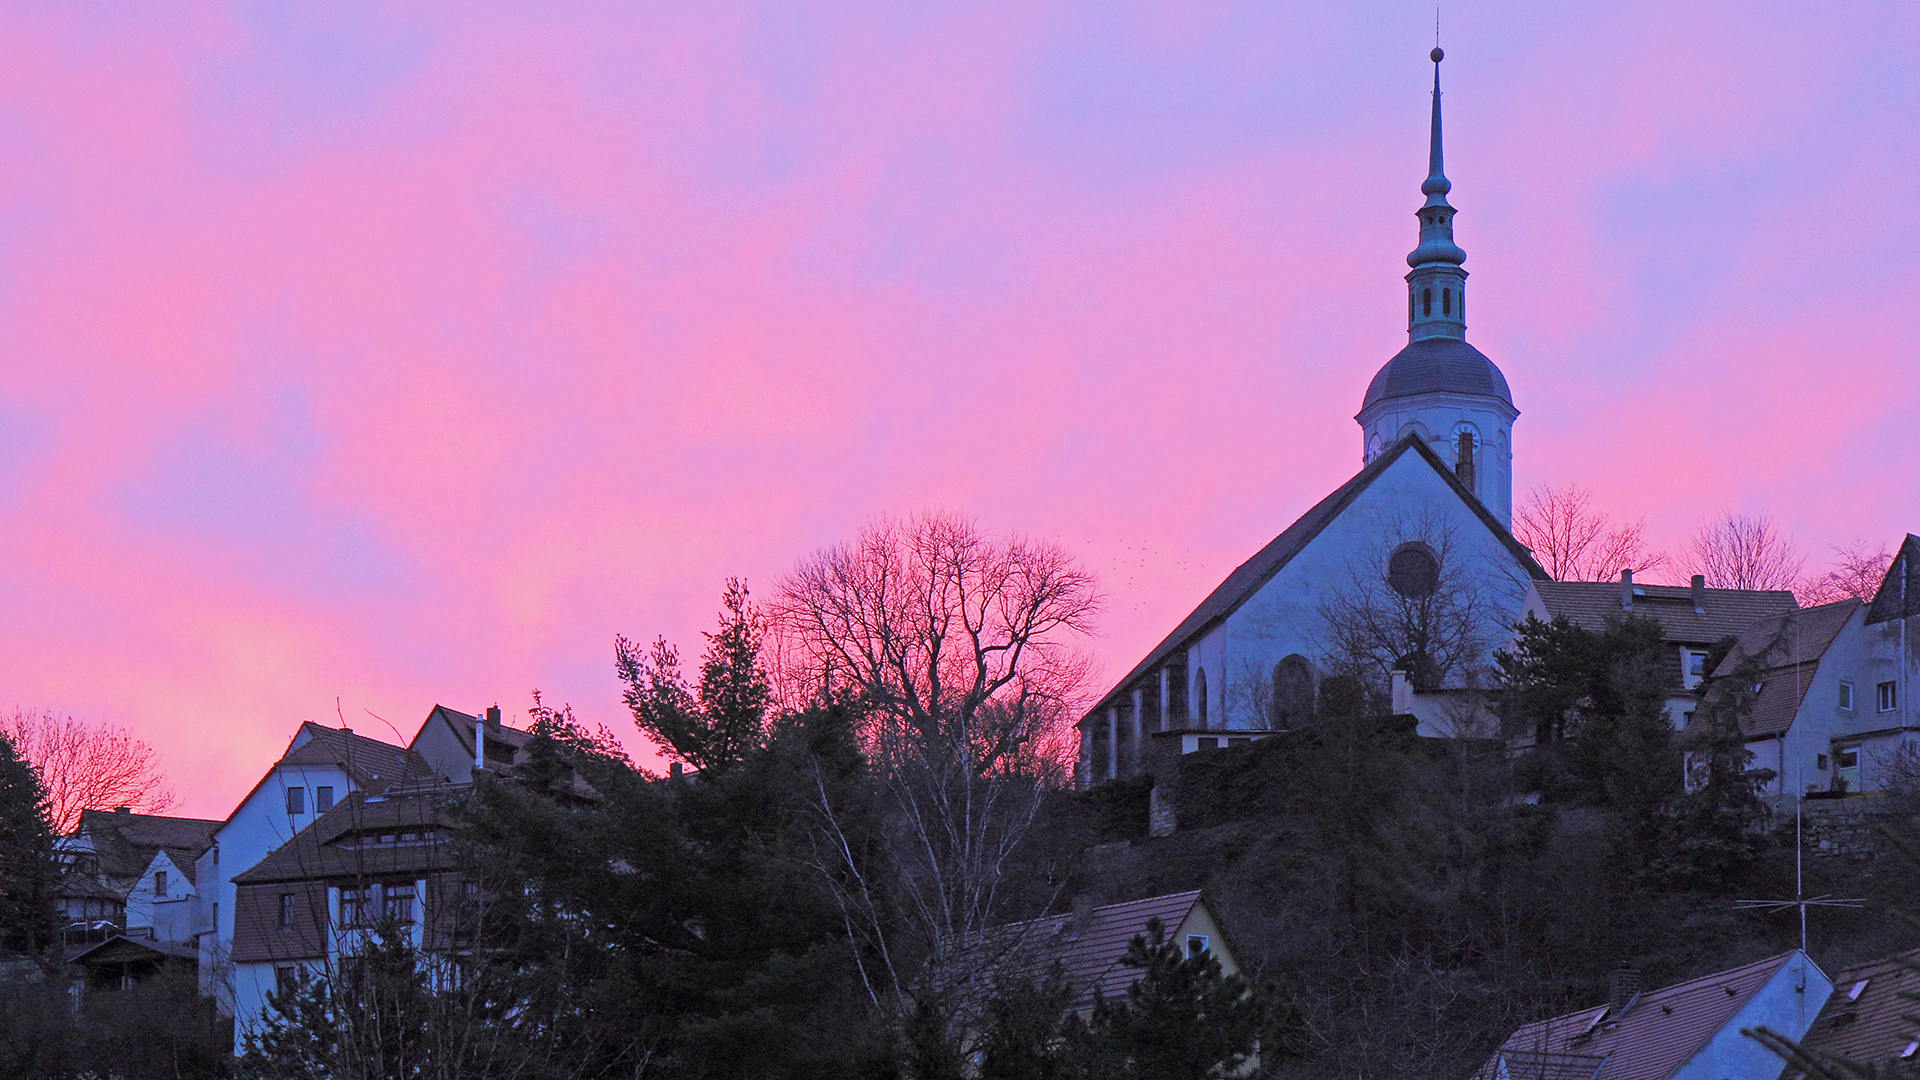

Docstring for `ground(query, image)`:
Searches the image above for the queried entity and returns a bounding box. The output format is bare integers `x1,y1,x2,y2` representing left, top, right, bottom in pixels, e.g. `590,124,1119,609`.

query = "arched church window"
1442,289,1451,316
1422,288,1432,316
1195,669,1209,728
1271,654,1314,729
1387,543,1440,599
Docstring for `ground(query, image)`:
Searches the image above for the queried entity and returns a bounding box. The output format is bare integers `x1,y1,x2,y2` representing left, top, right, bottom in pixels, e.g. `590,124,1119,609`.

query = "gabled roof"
973,890,1209,1010
1865,535,1920,626
232,782,462,886
416,704,534,765
1531,581,1797,648
69,933,199,966
1798,948,1920,1066
1704,600,1861,739
218,722,431,835
1087,435,1547,717
71,810,221,886
281,723,434,789
1479,952,1806,1080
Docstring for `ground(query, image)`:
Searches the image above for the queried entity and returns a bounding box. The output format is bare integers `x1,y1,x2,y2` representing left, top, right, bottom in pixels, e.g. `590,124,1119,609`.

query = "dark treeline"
6,585,1920,1079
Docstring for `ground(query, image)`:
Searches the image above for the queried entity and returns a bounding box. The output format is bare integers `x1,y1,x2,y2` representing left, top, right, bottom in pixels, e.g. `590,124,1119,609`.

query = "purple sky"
0,1,1915,816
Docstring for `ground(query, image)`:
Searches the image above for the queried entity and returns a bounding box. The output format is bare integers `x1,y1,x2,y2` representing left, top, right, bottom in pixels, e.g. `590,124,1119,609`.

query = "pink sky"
0,2,1915,818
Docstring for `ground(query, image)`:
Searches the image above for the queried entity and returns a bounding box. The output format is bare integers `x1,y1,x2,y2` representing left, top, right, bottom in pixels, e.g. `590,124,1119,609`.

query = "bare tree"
780,511,1101,1069
1511,484,1668,581
773,509,1103,780
1317,512,1519,700
1,709,175,833
1798,538,1893,606
1685,511,1806,592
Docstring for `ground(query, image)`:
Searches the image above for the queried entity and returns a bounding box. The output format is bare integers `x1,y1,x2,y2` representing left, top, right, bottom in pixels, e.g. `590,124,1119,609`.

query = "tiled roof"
233,783,463,886
282,723,434,790
1798,949,1920,1067
1488,1050,1609,1080
1532,581,1797,647
1865,536,1920,626
72,810,221,886
1481,953,1801,1080
974,891,1206,1010
1704,601,1860,739
426,704,534,764
1087,435,1547,717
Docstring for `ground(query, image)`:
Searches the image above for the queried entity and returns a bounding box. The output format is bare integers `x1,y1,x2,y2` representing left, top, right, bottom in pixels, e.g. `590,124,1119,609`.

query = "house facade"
193,721,435,1008
225,781,468,1055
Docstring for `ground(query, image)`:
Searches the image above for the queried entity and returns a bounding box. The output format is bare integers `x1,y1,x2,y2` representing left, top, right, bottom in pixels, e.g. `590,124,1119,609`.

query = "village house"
970,890,1241,1015
57,808,221,991
1476,953,1833,1080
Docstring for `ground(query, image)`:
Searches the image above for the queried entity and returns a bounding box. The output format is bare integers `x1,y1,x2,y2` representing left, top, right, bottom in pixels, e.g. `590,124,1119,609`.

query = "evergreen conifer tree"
0,728,60,962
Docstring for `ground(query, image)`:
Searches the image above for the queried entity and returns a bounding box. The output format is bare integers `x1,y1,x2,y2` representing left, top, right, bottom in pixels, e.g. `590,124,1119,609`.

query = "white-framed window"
1839,681,1855,711
1683,650,1709,690
1879,681,1900,712
383,882,417,924
339,886,369,927
1837,746,1861,788
1186,934,1210,958
274,965,298,998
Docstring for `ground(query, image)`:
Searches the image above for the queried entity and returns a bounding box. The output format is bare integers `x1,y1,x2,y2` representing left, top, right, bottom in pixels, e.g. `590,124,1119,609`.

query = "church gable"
1086,435,1544,726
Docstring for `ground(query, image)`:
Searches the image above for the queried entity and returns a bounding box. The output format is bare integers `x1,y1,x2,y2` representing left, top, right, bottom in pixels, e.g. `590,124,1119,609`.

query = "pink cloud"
0,2,1914,816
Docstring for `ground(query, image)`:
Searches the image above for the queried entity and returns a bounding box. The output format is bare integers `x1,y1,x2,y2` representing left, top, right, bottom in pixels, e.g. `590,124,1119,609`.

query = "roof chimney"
474,712,486,772
1620,570,1634,612
486,705,501,727
1608,965,1641,1018
1067,895,1096,941
669,761,683,780
1691,574,1707,615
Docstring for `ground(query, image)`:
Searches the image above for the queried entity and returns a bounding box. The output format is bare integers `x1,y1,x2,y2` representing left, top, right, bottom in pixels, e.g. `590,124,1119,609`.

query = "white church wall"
1214,451,1533,730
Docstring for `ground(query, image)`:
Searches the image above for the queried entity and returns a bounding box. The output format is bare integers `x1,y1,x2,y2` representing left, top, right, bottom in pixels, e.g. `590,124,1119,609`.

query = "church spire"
1404,46,1467,342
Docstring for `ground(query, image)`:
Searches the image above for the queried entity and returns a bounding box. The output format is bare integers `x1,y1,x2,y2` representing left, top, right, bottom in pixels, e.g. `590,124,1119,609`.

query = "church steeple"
1405,47,1467,342
1358,47,1518,527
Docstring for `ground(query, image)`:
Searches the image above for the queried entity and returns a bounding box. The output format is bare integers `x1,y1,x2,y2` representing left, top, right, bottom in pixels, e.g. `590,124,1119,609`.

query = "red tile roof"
1797,949,1920,1068
971,891,1209,1009
1479,953,1803,1080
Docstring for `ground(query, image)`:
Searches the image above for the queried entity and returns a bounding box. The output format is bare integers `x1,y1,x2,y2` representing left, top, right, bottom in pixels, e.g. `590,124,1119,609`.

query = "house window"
339,886,369,927
286,786,306,815
1837,746,1860,788
316,786,335,812
274,966,298,998
383,882,417,924
1839,682,1855,711
153,871,167,897
1879,681,1899,712
279,893,295,928
1817,754,1829,771
1682,650,1709,690
1197,737,1218,751
1186,934,1209,958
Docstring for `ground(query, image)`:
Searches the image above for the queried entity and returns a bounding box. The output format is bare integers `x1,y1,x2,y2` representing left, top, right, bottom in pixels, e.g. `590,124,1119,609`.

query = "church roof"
1085,435,1547,720
1361,337,1512,411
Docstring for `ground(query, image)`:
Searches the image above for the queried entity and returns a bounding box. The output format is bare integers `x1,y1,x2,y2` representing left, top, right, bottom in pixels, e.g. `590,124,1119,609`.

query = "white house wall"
125,850,195,945
1210,451,1531,729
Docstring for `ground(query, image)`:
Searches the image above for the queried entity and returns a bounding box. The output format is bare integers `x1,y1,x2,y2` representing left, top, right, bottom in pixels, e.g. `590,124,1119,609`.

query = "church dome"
1361,337,1511,410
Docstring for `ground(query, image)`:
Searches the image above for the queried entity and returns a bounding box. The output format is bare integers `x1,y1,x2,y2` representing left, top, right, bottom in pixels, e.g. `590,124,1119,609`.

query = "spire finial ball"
1431,47,1444,63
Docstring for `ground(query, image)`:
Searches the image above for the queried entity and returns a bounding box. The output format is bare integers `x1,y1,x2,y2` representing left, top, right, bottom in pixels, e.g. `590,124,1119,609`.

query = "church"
1077,49,1551,788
